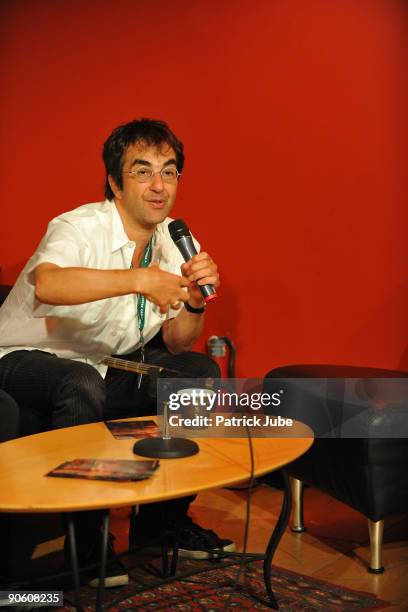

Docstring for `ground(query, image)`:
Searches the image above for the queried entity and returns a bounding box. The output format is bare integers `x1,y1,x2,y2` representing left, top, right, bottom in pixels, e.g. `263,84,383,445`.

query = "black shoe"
175,517,236,559
65,533,129,588
130,516,235,560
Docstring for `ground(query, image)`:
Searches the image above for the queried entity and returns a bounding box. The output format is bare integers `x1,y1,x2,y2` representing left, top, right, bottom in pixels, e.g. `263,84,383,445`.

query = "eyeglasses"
124,166,181,183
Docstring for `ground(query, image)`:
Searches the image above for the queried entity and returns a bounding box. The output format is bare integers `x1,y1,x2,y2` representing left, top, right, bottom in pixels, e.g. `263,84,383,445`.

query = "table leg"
66,513,83,612
95,510,110,612
170,541,179,576
158,503,179,578
161,541,169,578
158,504,169,578
263,468,292,609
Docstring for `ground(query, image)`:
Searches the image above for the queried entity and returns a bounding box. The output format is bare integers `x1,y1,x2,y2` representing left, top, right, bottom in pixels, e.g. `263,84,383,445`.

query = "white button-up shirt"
0,200,196,377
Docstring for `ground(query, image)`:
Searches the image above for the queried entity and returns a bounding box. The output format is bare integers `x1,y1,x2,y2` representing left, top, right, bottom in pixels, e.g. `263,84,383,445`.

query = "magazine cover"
46,458,160,482
105,419,159,440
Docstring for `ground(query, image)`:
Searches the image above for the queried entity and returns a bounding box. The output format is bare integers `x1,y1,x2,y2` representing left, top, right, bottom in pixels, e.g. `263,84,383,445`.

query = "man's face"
111,141,179,231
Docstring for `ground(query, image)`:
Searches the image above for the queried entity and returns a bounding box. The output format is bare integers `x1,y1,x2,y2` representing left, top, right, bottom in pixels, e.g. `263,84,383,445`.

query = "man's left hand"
181,252,219,306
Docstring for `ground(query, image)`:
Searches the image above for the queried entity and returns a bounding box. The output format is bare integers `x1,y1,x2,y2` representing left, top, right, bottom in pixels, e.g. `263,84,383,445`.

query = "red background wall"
1,0,407,376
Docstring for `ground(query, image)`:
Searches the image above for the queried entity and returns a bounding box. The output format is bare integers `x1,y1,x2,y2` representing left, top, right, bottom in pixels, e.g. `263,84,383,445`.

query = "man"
0,390,19,442
0,118,234,587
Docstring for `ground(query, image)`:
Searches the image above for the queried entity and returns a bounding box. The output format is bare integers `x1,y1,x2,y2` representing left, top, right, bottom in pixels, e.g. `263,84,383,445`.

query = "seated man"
0,118,234,587
0,389,19,442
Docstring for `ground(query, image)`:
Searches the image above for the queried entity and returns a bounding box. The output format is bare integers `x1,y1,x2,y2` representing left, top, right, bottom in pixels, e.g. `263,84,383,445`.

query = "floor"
109,483,408,611
11,483,408,610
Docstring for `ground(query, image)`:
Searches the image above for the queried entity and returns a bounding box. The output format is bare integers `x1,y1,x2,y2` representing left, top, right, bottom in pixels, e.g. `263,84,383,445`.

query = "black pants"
0,333,220,532
0,389,20,442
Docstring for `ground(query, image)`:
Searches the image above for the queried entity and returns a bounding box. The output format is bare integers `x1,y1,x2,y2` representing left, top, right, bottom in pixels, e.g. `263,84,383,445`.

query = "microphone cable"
207,335,236,379
218,335,236,379
209,337,256,608
221,419,255,610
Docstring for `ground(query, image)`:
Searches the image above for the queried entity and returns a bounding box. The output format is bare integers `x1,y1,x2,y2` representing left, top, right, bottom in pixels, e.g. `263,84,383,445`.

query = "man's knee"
0,390,20,442
179,352,221,378
54,363,106,426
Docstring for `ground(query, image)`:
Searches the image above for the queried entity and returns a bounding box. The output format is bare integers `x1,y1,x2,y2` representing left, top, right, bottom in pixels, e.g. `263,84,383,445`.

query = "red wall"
1,0,407,375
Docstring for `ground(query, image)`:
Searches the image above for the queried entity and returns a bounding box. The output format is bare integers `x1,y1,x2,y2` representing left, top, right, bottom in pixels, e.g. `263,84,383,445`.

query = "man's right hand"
135,266,190,314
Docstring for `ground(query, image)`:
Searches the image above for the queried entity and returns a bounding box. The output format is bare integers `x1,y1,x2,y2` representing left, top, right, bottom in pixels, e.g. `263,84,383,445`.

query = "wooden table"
0,418,313,610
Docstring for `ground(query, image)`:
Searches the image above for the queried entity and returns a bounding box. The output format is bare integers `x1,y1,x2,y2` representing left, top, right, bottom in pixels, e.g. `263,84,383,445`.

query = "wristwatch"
184,301,206,314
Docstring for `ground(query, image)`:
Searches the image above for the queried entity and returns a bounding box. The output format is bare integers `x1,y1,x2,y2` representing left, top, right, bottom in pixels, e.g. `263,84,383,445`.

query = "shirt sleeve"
25,218,90,319
26,218,88,276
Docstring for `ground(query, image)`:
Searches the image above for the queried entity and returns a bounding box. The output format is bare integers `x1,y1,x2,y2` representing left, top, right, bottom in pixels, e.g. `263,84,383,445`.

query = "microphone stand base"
133,437,199,459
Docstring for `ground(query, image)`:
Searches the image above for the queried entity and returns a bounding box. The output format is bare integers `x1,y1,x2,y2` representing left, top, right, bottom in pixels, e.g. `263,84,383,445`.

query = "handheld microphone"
168,219,217,302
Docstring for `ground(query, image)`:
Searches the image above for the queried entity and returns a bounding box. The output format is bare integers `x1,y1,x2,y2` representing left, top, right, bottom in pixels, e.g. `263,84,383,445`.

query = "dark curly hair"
102,118,184,200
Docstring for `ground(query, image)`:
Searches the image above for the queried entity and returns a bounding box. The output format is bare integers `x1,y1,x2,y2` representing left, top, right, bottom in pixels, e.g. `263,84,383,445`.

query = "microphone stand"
103,356,200,458
133,401,199,459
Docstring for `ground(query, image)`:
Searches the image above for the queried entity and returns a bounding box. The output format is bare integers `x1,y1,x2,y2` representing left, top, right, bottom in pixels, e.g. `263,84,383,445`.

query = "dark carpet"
58,556,391,611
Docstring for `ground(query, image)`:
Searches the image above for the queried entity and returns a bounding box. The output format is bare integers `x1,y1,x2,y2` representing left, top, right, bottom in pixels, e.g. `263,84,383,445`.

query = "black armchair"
0,285,58,581
264,364,408,573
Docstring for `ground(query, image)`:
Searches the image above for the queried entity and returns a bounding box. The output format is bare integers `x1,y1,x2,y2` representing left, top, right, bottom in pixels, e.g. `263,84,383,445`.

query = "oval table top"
0,418,313,513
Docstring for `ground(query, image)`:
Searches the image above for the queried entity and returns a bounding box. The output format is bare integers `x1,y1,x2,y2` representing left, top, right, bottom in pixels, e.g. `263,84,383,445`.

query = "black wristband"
184,301,206,314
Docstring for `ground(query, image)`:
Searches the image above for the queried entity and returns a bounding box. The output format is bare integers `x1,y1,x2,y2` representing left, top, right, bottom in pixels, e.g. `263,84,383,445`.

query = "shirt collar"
109,199,169,260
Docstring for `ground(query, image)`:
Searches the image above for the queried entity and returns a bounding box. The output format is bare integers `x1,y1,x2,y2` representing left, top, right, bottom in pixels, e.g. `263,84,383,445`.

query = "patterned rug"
58,556,391,611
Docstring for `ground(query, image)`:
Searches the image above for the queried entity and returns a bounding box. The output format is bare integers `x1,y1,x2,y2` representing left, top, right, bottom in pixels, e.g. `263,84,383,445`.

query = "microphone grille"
168,219,190,241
